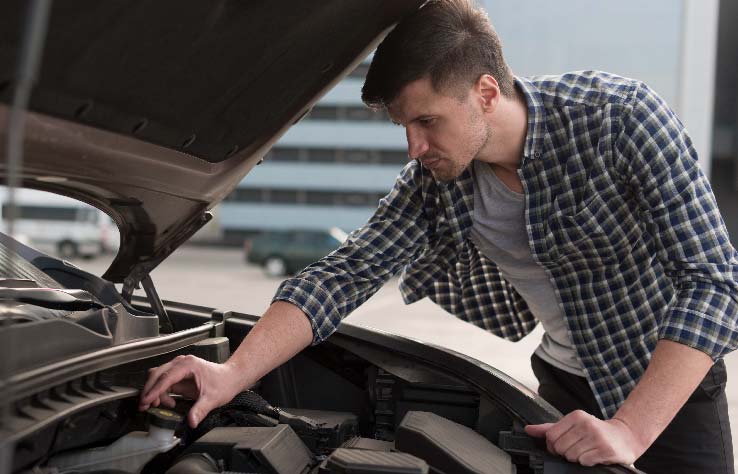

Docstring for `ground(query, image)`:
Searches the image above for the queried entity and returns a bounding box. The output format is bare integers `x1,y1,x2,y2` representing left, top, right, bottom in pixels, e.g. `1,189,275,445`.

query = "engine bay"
8,334,545,474
1,238,630,474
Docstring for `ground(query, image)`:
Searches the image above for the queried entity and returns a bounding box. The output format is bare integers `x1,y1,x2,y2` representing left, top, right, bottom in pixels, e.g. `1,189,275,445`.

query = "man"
139,0,738,471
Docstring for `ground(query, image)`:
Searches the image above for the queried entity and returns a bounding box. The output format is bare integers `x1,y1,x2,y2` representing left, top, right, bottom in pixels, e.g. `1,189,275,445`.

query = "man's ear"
477,74,500,112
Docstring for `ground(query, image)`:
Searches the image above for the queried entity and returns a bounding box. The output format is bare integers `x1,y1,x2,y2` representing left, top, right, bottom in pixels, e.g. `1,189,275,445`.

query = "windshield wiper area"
0,287,105,311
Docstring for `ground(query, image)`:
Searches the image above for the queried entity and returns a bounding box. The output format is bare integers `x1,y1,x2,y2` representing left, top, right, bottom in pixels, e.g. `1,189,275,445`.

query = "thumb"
524,423,554,438
188,397,216,428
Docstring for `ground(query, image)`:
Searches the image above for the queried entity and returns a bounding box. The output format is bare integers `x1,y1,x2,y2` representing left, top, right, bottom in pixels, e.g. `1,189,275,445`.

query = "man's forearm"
225,301,314,391
612,339,714,451
525,338,716,465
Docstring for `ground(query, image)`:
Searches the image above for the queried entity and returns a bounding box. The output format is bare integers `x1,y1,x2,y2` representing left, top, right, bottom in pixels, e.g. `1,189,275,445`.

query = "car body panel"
0,0,423,283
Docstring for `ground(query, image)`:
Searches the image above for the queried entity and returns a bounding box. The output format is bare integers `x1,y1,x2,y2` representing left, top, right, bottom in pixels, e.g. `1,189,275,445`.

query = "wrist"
610,415,650,455
223,357,253,393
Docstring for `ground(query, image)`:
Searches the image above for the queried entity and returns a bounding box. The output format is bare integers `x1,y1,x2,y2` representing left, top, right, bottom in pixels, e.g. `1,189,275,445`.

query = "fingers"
138,355,241,429
524,423,553,437
170,380,199,400
188,392,217,428
559,431,593,463
528,411,638,467
552,425,586,461
528,411,601,462
578,448,604,467
139,356,192,410
142,356,182,395
185,366,240,428
544,410,584,443
160,392,177,409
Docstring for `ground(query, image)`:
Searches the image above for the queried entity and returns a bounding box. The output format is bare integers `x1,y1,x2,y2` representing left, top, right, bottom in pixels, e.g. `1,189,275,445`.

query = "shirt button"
534,151,542,158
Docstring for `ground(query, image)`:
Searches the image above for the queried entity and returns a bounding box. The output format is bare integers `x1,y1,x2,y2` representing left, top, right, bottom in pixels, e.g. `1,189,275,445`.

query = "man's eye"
419,118,435,126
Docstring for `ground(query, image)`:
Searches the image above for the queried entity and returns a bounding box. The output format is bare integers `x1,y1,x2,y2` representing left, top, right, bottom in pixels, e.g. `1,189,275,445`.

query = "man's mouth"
421,157,442,169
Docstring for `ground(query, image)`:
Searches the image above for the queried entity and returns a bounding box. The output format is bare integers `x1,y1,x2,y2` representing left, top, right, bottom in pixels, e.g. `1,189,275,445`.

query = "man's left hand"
524,410,646,467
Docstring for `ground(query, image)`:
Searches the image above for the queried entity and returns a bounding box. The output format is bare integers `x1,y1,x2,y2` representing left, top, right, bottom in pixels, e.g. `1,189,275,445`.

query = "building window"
337,193,370,206
306,148,337,162
305,105,389,122
269,148,301,162
342,149,373,164
304,191,336,205
268,189,299,204
343,107,373,121
377,151,408,165
307,106,339,120
265,147,405,166
227,187,386,207
226,188,264,202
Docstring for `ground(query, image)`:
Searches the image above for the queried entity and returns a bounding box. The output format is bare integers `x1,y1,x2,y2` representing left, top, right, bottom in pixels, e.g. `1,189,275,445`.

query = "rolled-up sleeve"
272,161,430,344
616,82,738,360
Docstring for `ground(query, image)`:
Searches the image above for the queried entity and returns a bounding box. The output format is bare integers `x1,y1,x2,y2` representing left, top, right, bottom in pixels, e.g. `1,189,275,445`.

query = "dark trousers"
531,354,734,474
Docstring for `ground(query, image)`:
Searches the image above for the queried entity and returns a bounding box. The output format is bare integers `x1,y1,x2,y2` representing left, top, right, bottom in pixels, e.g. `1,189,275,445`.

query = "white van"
0,188,119,259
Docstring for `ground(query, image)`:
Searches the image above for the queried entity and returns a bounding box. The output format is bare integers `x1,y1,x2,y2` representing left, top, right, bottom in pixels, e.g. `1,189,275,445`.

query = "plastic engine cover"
395,411,515,474
320,448,429,474
283,408,359,454
184,425,312,474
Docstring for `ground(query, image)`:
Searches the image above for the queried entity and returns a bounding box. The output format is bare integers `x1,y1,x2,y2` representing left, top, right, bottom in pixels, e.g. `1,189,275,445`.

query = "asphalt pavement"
79,245,738,466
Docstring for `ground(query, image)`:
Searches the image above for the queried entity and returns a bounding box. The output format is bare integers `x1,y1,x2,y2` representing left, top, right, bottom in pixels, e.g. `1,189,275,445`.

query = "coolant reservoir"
48,408,181,473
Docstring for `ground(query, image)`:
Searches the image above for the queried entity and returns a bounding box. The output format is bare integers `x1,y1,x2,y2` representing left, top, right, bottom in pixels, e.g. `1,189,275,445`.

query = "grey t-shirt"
470,160,585,376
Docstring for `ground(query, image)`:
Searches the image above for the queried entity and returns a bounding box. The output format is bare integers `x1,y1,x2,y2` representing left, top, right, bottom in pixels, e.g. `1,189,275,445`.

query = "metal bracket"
141,274,174,334
210,310,232,338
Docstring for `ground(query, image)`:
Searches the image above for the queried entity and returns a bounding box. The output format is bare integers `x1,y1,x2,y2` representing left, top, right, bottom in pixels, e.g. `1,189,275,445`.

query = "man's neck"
477,86,529,173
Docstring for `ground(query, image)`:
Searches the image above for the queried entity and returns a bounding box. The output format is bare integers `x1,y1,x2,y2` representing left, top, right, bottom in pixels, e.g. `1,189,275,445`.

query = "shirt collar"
515,76,546,161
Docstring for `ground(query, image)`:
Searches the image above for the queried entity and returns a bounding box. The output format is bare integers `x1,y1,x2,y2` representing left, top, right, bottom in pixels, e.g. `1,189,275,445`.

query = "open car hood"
0,0,423,284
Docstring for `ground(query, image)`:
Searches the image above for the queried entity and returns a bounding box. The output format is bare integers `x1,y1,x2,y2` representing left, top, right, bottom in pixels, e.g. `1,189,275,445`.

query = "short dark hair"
362,0,515,108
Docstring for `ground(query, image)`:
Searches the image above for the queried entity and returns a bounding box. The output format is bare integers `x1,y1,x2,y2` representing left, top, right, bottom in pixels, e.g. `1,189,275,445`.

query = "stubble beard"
432,114,491,183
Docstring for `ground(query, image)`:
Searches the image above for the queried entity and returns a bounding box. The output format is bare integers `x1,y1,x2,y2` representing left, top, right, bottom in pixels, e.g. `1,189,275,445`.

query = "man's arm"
140,161,430,426
525,340,713,465
271,160,430,345
613,340,713,454
527,82,738,466
139,301,312,428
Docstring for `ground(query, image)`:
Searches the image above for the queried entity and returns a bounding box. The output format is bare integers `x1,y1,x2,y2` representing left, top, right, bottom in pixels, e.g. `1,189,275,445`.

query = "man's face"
387,77,490,182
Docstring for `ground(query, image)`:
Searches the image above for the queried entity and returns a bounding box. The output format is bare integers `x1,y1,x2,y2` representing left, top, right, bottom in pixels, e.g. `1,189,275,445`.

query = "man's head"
362,0,514,107
362,0,515,181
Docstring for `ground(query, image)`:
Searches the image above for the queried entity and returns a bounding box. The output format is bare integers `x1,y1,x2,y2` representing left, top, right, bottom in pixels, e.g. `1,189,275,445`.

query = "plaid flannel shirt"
274,70,738,418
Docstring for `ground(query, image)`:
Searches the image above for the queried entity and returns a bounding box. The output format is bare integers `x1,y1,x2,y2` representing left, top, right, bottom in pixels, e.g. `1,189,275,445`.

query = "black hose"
227,390,280,418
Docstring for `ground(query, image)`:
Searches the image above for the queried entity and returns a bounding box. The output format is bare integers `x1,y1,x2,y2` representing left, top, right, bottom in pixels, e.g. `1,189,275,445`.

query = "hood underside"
0,0,423,282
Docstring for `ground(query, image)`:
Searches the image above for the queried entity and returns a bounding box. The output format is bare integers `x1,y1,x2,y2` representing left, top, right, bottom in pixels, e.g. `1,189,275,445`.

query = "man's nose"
406,127,429,160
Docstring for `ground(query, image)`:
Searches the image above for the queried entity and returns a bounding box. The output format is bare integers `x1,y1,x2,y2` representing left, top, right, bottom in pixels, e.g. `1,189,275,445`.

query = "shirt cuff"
657,307,733,361
272,277,340,345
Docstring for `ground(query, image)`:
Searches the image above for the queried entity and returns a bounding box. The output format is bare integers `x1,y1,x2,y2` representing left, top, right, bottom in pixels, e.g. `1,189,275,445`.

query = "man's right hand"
138,301,314,429
139,355,247,428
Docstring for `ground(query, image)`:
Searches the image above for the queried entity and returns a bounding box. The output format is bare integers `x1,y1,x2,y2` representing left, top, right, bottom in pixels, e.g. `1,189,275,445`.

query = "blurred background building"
213,0,738,249
216,65,407,245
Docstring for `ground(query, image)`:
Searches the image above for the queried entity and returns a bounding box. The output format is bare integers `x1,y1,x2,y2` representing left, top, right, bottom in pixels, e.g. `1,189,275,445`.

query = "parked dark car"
245,228,348,277
0,1,641,473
